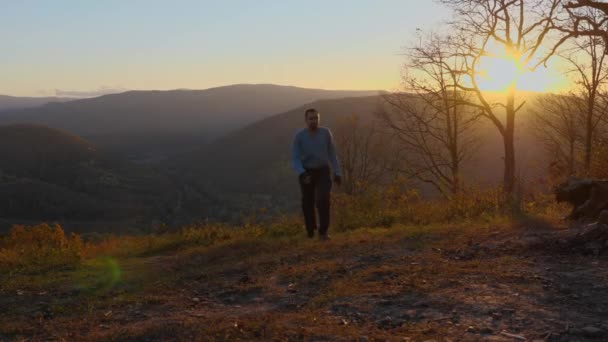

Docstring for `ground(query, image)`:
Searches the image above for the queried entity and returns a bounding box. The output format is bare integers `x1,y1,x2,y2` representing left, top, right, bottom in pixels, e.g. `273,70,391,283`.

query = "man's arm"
291,133,306,175
326,129,342,177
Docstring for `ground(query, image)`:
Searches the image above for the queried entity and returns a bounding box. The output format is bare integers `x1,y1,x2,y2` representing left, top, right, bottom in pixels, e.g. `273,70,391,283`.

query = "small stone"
466,326,477,333
188,311,205,317
359,336,368,342
499,331,527,340
581,326,605,338
414,300,429,307
491,312,503,320
192,297,200,302
480,327,494,334
377,316,393,329
404,309,417,319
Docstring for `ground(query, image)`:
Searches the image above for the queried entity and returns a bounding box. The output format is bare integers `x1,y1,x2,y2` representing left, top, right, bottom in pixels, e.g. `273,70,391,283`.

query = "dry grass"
0,223,83,274
0,184,559,276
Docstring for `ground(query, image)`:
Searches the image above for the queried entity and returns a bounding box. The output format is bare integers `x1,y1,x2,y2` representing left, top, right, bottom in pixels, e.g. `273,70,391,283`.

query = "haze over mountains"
0,84,380,161
168,91,548,221
0,84,550,232
0,95,73,111
0,84,381,231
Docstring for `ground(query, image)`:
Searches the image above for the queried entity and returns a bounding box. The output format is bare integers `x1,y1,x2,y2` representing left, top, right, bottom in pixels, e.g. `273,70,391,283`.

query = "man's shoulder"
293,128,307,139
319,126,333,135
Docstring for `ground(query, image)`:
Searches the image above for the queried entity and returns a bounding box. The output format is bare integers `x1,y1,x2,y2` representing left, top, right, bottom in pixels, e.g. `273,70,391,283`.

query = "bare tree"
561,1,608,49
531,92,583,176
567,0,608,13
561,27,608,173
379,33,479,198
438,0,563,195
333,113,396,195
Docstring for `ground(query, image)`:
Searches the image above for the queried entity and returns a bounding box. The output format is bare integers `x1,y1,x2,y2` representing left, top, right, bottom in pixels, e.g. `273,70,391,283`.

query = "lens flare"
77,257,122,293
100,257,122,289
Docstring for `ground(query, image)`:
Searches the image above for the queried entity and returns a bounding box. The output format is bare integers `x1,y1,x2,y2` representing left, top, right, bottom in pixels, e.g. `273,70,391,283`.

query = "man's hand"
299,171,312,185
333,174,342,186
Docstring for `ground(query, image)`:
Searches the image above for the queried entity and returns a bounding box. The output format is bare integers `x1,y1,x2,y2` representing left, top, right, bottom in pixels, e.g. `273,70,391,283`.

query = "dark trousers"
299,166,333,235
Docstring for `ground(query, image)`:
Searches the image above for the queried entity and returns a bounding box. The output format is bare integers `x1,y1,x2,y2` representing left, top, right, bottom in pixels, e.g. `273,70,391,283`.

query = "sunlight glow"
477,46,521,92
476,43,565,93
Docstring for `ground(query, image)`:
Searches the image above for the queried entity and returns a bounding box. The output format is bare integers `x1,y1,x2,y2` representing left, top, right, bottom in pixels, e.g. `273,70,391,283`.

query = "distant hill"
0,84,380,160
0,95,72,111
0,123,101,181
0,124,180,231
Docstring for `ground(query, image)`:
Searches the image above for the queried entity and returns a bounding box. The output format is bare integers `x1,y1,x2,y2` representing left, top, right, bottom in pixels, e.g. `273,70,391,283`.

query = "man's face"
306,112,320,130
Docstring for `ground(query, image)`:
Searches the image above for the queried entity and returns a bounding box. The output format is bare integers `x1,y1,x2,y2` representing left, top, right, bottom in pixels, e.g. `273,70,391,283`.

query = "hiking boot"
319,233,331,241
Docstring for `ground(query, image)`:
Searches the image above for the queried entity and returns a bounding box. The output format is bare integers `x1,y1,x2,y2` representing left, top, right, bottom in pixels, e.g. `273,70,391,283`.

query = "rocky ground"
2,216,608,341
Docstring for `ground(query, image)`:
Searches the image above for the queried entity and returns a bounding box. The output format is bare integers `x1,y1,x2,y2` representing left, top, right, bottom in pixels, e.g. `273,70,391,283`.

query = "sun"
476,47,520,92
476,44,565,93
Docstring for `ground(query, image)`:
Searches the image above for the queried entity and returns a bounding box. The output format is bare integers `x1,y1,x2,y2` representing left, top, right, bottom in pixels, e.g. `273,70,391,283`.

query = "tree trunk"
585,94,594,174
504,89,516,194
569,140,575,176
451,104,460,195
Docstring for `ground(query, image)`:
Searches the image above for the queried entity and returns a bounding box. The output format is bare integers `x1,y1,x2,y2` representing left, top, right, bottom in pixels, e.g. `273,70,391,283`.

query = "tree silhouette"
439,0,563,196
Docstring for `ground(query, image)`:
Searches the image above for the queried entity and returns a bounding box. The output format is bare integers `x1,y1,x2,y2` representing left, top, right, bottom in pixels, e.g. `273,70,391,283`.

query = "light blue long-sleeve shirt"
291,127,342,176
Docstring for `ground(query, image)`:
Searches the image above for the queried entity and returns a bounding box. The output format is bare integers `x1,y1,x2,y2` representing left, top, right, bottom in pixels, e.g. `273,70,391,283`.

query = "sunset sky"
1,1,569,97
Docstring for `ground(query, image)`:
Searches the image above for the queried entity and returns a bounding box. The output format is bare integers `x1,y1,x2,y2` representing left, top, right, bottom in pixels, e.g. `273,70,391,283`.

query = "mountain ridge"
0,84,380,160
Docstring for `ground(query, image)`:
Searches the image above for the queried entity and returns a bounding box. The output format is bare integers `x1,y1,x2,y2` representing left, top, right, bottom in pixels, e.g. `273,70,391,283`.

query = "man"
291,108,342,241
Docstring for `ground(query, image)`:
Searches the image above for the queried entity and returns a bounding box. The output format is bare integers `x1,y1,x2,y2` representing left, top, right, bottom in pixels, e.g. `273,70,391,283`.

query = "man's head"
305,108,320,130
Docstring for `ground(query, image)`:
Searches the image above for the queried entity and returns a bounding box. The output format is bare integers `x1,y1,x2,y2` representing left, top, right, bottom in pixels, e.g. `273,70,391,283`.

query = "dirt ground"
2,217,608,341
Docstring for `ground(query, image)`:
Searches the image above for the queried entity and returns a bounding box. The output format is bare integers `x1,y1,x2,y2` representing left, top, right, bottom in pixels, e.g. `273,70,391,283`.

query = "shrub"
331,183,541,231
0,223,83,273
